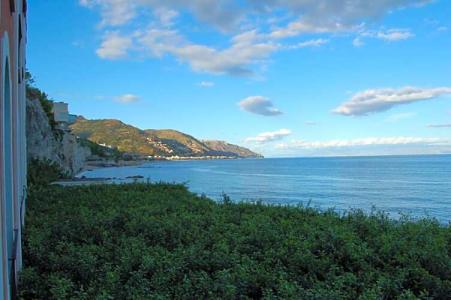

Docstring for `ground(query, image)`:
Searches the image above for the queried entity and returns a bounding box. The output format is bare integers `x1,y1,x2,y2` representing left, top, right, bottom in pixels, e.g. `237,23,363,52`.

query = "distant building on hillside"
0,0,28,299
52,101,69,123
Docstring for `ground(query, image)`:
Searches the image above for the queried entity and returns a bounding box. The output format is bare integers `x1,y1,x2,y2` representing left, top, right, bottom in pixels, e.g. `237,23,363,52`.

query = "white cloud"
137,29,279,76
270,21,357,39
83,0,431,75
437,26,448,32
81,0,431,31
154,8,179,27
199,81,215,88
364,29,415,41
80,0,244,30
427,123,451,128
354,28,415,46
79,0,137,27
246,129,292,143
384,112,417,123
277,136,448,149
334,87,451,116
96,32,132,59
352,37,364,47
289,38,329,49
115,94,140,104
274,136,451,156
238,96,283,116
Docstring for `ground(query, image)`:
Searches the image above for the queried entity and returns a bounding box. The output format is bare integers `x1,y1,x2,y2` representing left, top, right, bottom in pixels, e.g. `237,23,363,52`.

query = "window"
9,0,15,14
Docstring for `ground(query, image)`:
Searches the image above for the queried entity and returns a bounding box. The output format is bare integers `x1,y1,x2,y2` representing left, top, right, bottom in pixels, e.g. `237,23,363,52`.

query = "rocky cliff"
26,98,90,176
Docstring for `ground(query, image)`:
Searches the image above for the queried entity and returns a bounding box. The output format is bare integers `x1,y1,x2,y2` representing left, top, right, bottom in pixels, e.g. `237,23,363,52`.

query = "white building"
52,101,69,123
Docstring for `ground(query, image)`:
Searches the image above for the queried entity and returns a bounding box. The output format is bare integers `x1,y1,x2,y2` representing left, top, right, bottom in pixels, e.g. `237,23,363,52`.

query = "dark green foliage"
27,159,67,187
26,71,57,131
20,184,450,299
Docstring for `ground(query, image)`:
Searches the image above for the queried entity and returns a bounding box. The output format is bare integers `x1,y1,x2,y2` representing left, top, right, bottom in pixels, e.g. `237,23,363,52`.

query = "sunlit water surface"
79,155,451,223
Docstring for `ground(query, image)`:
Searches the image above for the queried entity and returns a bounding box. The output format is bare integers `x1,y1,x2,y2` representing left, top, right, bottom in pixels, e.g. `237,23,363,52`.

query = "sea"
78,155,451,223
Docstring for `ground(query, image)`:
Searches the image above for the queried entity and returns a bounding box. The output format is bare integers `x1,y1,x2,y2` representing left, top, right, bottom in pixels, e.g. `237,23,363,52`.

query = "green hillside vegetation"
145,129,211,155
78,138,123,160
70,119,161,155
20,179,450,299
204,140,264,158
70,118,262,158
26,72,57,132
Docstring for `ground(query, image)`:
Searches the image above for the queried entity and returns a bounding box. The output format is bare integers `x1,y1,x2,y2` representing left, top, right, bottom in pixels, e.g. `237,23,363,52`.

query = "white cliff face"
26,98,90,176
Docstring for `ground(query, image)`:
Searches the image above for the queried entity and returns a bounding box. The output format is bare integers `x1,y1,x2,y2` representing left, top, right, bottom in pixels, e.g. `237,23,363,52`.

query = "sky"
27,0,451,157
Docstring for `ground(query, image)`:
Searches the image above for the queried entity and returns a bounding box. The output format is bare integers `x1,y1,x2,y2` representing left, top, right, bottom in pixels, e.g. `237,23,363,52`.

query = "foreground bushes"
20,184,450,299
27,159,67,187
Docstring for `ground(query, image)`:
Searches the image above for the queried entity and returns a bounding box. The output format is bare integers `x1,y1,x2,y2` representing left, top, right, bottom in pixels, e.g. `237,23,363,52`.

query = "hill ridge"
70,118,263,158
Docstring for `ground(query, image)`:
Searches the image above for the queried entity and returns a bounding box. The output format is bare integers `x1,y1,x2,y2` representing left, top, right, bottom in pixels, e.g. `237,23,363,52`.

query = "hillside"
203,140,263,158
70,118,262,158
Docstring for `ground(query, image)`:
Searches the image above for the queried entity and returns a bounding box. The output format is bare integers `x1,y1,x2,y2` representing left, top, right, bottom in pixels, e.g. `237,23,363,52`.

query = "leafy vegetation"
70,118,262,158
20,183,450,299
25,71,57,131
27,159,67,187
78,137,123,161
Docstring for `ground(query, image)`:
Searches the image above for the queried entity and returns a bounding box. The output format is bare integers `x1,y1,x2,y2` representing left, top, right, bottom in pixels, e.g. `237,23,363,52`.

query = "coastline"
56,160,152,186
79,159,150,173
77,156,262,176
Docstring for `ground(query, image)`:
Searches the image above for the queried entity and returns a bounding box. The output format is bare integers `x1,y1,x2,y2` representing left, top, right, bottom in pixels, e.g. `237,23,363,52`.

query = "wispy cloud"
353,28,415,47
334,87,451,116
352,37,365,47
199,81,215,88
238,96,283,116
304,121,318,126
115,94,140,104
427,123,451,128
96,32,132,59
81,0,430,32
384,112,417,123
137,29,279,76
246,129,292,143
79,0,136,27
274,136,451,156
154,8,179,27
278,137,448,149
372,29,414,41
288,38,329,49
81,0,432,76
270,21,357,39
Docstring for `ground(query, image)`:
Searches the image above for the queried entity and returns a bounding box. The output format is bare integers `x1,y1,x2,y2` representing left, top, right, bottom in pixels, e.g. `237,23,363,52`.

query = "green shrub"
26,71,57,131
20,184,451,299
27,159,67,187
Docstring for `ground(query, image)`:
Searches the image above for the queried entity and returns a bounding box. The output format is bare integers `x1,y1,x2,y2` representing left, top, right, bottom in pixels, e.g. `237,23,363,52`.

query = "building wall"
52,102,69,123
0,0,27,299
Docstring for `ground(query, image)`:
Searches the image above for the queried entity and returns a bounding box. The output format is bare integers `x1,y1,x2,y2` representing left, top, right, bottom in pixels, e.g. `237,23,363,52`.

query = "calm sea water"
79,155,451,223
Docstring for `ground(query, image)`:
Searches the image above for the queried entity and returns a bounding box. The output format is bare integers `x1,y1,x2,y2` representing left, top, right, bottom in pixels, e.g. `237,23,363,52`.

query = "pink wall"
0,0,27,299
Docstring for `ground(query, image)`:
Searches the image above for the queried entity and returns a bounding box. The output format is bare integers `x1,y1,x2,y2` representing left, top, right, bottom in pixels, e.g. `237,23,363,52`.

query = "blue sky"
27,0,451,157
